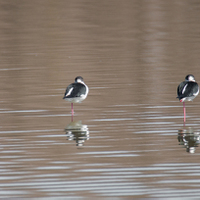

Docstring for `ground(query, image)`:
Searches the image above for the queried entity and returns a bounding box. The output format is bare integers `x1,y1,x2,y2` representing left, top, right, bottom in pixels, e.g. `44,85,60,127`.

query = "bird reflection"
178,127,200,153
65,121,89,146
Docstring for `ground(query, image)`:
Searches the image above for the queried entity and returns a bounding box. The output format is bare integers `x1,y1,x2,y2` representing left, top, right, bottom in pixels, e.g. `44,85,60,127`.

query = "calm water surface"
1,0,200,198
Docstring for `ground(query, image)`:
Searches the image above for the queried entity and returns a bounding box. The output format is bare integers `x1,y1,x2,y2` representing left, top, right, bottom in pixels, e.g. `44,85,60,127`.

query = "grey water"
1,0,200,198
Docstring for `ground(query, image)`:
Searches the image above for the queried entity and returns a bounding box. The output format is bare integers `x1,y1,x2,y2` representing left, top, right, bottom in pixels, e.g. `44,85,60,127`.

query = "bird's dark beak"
63,96,65,99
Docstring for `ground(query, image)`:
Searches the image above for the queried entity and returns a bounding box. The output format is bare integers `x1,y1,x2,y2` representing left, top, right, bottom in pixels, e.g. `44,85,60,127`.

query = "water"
1,0,200,198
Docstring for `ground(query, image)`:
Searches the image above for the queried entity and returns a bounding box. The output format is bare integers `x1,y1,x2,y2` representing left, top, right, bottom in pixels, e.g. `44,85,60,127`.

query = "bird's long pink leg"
183,102,186,126
71,103,74,122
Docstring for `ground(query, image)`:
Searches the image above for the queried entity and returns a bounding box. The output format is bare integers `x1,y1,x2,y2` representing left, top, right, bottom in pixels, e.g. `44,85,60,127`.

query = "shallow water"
1,0,200,198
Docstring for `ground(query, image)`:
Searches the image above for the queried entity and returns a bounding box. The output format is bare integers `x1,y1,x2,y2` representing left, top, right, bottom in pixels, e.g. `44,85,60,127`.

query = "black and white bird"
63,76,89,116
177,74,199,124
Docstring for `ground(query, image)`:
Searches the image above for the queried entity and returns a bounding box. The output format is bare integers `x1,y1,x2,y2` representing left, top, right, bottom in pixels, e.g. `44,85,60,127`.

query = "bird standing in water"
63,76,89,120
177,74,199,125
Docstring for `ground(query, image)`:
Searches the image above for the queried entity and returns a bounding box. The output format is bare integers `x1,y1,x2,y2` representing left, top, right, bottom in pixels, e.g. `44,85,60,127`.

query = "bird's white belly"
181,96,196,102
64,95,86,103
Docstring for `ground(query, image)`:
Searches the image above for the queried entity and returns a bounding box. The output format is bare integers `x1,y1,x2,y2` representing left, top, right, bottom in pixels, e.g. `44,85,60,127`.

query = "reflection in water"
65,121,89,146
178,127,200,153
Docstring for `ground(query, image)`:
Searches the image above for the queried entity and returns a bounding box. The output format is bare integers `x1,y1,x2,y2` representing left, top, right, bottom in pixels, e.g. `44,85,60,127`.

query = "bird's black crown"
185,74,195,81
75,76,84,83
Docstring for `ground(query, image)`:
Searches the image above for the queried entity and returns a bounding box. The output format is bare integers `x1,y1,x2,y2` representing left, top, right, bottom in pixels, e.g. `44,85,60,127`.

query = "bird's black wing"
63,83,86,98
185,82,199,97
177,81,198,100
177,81,187,99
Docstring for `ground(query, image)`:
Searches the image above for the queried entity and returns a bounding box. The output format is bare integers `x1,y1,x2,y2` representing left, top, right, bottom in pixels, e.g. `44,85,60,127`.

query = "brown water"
1,0,200,198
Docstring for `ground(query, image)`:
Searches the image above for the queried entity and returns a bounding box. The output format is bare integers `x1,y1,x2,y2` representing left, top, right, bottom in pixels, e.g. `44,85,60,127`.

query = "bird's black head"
185,74,195,82
75,76,84,83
